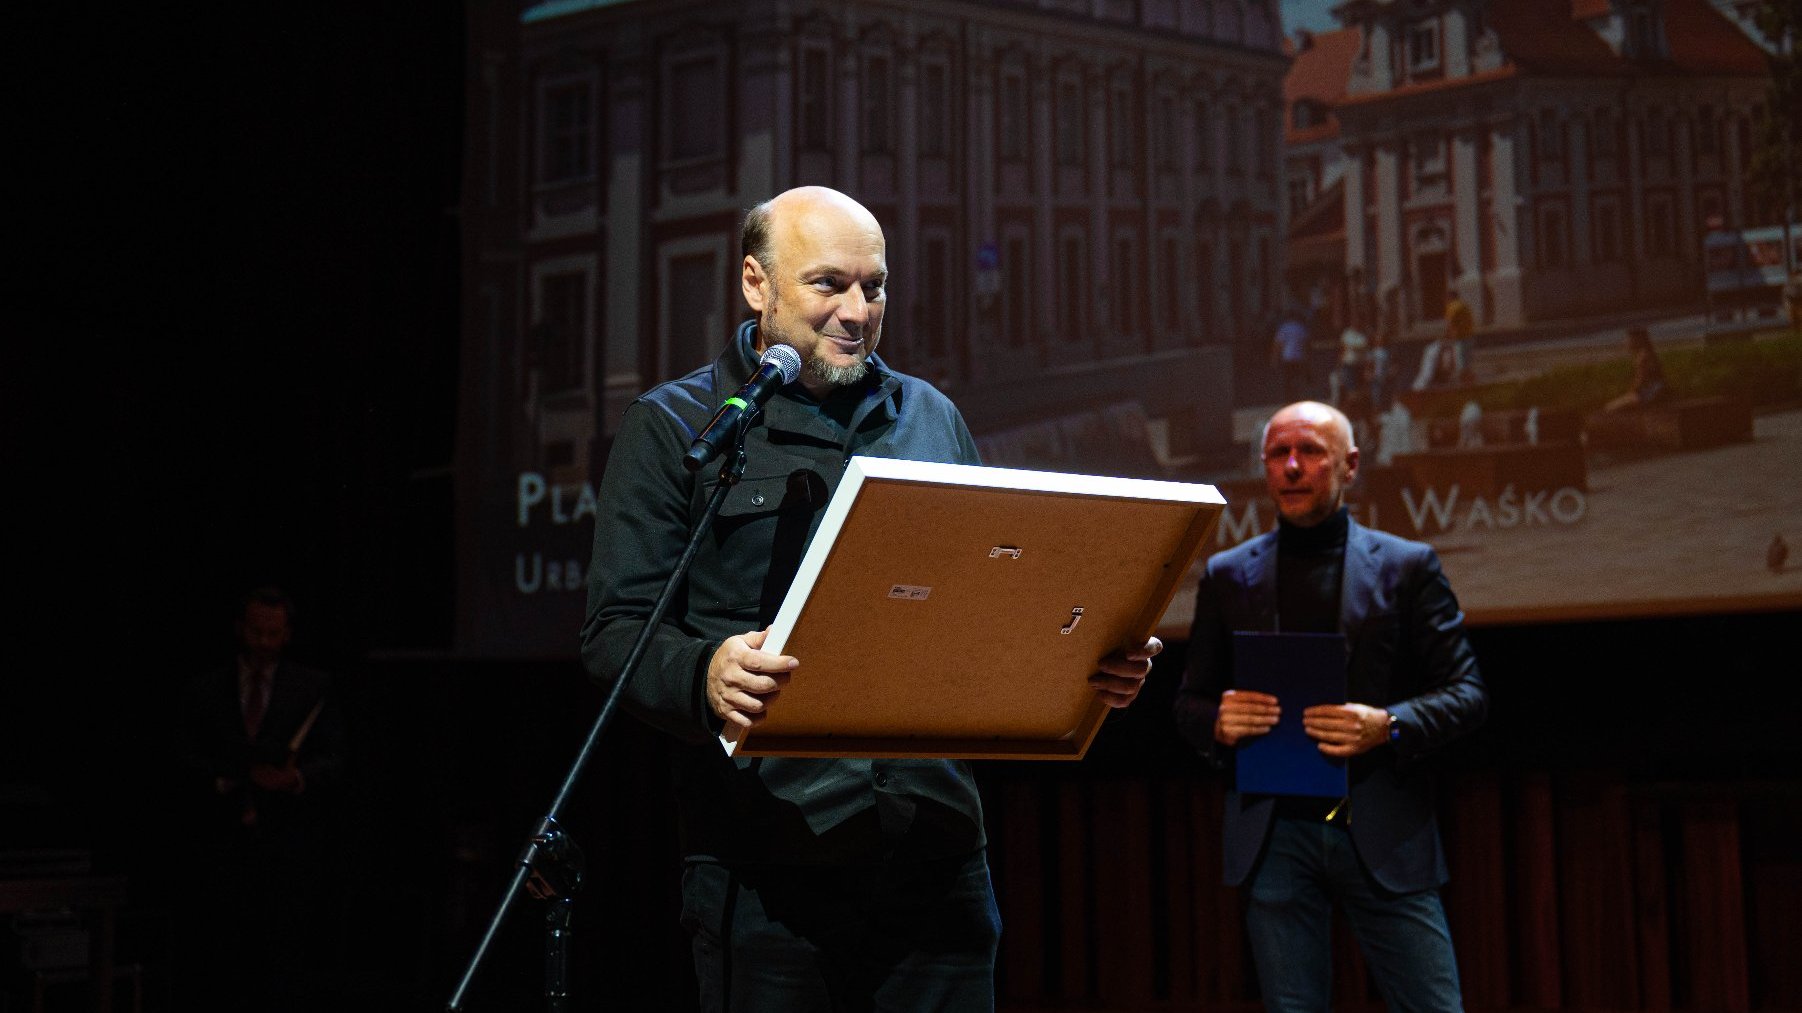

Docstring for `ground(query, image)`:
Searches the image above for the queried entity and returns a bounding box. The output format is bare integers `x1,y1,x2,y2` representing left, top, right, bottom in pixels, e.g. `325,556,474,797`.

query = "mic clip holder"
522,816,585,902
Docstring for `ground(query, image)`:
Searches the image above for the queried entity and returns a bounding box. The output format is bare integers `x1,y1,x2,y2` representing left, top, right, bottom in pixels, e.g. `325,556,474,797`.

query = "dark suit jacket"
182,659,347,838
1175,519,1487,893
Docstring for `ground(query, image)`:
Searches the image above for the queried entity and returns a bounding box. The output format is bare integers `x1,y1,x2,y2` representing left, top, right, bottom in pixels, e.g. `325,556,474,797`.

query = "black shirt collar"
1277,506,1350,554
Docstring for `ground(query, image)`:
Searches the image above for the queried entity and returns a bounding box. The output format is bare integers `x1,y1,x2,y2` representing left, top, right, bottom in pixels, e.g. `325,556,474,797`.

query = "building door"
1416,251,1447,322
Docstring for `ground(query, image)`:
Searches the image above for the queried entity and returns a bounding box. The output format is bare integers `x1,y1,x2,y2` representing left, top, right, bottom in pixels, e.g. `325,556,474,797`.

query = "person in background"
1603,326,1671,412
1366,328,1394,414
1410,333,1463,392
1443,290,1475,384
1272,308,1312,402
179,585,347,1012
1176,401,1488,1013
1330,319,1374,447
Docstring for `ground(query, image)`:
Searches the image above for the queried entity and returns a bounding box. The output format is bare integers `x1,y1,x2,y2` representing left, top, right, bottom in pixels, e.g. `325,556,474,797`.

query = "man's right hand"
1215,689,1281,747
707,628,798,730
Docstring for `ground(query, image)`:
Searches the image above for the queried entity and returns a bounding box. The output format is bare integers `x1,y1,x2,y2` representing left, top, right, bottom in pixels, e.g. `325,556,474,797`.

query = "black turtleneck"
1275,506,1349,634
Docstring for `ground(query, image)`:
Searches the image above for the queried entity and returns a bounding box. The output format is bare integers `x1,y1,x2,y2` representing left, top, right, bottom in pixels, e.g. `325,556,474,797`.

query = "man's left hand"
1090,637,1162,709
1302,703,1390,758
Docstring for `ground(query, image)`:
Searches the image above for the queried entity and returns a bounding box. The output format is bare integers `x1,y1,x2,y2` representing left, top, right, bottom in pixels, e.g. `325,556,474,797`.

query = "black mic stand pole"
447,413,760,1012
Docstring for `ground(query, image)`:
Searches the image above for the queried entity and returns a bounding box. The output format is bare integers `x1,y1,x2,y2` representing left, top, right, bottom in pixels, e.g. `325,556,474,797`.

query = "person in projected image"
580,185,1161,1011
1176,401,1488,1012
1602,326,1671,413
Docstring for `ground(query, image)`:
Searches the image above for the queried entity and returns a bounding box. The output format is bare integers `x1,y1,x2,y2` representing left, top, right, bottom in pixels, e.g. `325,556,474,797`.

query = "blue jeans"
681,850,1000,1012
1245,816,1463,1013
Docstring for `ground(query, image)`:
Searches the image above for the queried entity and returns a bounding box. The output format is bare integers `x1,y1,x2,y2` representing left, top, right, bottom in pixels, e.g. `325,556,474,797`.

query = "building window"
1224,104,1242,175
536,271,587,393
666,53,724,163
922,232,951,356
1109,76,1136,168
1538,204,1570,269
1739,107,1758,178
1154,93,1178,171
919,60,950,157
1000,69,1028,163
1058,231,1086,342
1003,235,1030,348
1112,235,1136,334
922,234,952,359
1627,4,1658,58
665,252,718,377
1593,200,1622,262
1646,194,1676,255
1195,241,1214,332
1226,237,1245,331
1287,173,1312,217
1412,132,1447,186
1194,99,1214,172
1161,235,1181,330
1538,110,1565,165
541,79,594,183
863,53,894,155
1254,105,1274,177
1592,109,1617,160
1696,105,1718,156
1642,109,1670,158
1253,235,1270,316
1408,21,1440,72
798,45,831,152
1055,77,1084,166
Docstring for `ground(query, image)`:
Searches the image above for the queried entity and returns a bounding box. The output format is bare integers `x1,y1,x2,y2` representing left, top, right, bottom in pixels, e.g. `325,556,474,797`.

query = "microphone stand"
447,412,760,1012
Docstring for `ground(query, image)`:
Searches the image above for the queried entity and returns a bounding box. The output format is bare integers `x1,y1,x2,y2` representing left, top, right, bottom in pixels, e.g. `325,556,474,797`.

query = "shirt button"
750,493,765,506
875,772,890,788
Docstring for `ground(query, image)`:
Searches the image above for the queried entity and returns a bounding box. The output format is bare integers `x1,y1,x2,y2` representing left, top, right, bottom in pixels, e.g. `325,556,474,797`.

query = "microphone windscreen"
761,343,803,385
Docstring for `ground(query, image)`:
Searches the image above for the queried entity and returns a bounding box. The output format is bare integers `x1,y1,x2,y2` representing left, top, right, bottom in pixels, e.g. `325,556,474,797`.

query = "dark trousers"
681,850,1000,1012
1245,816,1464,1013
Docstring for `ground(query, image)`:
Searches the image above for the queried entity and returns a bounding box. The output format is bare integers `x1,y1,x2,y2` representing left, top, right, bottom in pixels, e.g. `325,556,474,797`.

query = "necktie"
244,671,270,739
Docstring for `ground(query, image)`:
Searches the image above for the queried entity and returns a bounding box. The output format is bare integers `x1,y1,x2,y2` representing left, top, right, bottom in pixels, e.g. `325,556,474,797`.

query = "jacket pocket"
702,471,828,616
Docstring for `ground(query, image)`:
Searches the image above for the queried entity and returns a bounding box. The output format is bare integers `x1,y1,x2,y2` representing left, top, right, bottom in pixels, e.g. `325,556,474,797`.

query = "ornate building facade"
1294,0,1769,338
460,0,1290,487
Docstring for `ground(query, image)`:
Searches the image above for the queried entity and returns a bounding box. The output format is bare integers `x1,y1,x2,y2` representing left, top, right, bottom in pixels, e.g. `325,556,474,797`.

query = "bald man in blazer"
1176,402,1487,1013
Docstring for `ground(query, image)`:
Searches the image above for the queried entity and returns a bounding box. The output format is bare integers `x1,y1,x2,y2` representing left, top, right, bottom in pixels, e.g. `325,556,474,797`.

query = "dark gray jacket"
581,320,986,865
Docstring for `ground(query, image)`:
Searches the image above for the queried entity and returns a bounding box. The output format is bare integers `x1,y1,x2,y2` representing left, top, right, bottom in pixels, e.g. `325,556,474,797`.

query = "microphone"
682,343,804,472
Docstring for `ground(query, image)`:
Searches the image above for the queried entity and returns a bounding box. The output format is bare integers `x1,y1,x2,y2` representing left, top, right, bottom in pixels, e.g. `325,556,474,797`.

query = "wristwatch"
1387,712,1402,744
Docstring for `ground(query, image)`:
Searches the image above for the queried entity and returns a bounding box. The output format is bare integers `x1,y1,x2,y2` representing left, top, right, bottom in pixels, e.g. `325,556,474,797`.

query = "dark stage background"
7,4,1799,1012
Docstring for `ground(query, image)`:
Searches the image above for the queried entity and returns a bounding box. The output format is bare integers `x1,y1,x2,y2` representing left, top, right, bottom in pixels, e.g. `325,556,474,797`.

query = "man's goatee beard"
808,354,869,388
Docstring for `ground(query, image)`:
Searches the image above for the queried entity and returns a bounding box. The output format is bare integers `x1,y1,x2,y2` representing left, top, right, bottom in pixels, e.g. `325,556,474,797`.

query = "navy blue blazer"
1175,518,1487,893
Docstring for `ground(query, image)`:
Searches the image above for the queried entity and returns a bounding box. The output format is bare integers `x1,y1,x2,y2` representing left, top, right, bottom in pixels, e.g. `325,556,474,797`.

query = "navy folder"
1232,631,1349,798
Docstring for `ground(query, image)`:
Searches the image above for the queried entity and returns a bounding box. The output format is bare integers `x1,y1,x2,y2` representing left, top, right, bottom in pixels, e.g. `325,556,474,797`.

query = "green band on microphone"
724,397,748,410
